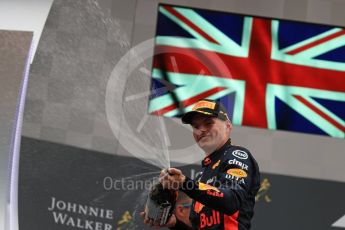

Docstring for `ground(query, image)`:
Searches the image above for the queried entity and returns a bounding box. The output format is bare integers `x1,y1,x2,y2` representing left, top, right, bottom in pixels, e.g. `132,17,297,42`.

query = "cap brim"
181,110,215,124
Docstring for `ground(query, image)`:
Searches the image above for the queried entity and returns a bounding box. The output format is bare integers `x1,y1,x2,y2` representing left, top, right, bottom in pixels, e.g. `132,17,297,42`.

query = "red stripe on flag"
224,211,239,230
241,18,272,128
151,87,226,116
294,95,345,133
153,46,345,92
287,29,345,55
163,6,219,44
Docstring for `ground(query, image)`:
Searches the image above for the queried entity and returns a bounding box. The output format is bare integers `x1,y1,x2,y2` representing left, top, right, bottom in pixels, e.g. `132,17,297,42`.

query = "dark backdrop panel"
19,137,345,230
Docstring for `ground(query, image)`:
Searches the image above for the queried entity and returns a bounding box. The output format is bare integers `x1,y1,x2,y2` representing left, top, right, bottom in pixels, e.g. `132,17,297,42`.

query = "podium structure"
0,30,33,230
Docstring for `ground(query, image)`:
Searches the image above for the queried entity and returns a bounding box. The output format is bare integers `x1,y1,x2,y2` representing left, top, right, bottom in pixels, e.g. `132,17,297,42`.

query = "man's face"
191,114,231,154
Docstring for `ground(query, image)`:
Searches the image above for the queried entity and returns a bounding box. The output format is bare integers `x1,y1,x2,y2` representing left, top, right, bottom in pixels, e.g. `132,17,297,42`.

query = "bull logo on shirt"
198,182,220,192
194,183,223,214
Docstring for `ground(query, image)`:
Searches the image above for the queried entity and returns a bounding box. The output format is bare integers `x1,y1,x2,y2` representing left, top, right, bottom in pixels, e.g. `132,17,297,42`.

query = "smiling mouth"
198,136,209,141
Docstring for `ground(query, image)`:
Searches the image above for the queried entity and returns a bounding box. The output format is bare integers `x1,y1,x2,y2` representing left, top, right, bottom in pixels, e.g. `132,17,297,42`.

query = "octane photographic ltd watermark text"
102,176,241,191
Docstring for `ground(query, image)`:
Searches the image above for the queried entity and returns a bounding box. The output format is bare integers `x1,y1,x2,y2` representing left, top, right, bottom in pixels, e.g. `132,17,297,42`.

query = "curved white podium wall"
0,30,33,230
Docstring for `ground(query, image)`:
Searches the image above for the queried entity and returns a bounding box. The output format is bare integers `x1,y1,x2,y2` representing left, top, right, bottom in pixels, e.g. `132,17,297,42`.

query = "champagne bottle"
145,183,177,226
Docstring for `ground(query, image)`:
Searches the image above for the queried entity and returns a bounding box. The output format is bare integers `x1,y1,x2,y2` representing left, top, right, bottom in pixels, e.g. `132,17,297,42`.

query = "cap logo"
192,101,216,111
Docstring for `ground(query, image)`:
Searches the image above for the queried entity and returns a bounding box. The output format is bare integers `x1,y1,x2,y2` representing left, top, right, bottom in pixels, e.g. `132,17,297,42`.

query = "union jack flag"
148,4,345,138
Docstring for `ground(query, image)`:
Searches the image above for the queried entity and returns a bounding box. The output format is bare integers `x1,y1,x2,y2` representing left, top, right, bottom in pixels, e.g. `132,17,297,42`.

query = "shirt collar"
201,139,231,167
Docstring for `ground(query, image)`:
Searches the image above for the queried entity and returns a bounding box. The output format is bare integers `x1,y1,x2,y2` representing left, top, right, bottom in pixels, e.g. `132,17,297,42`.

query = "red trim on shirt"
224,211,239,230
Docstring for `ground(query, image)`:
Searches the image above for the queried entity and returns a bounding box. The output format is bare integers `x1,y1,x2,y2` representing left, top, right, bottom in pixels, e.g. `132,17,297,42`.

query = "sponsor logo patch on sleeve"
232,150,248,160
226,168,248,178
228,158,249,170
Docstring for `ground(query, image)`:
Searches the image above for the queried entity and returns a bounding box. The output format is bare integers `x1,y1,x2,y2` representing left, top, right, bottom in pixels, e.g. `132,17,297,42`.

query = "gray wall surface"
0,30,33,230
22,0,345,183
